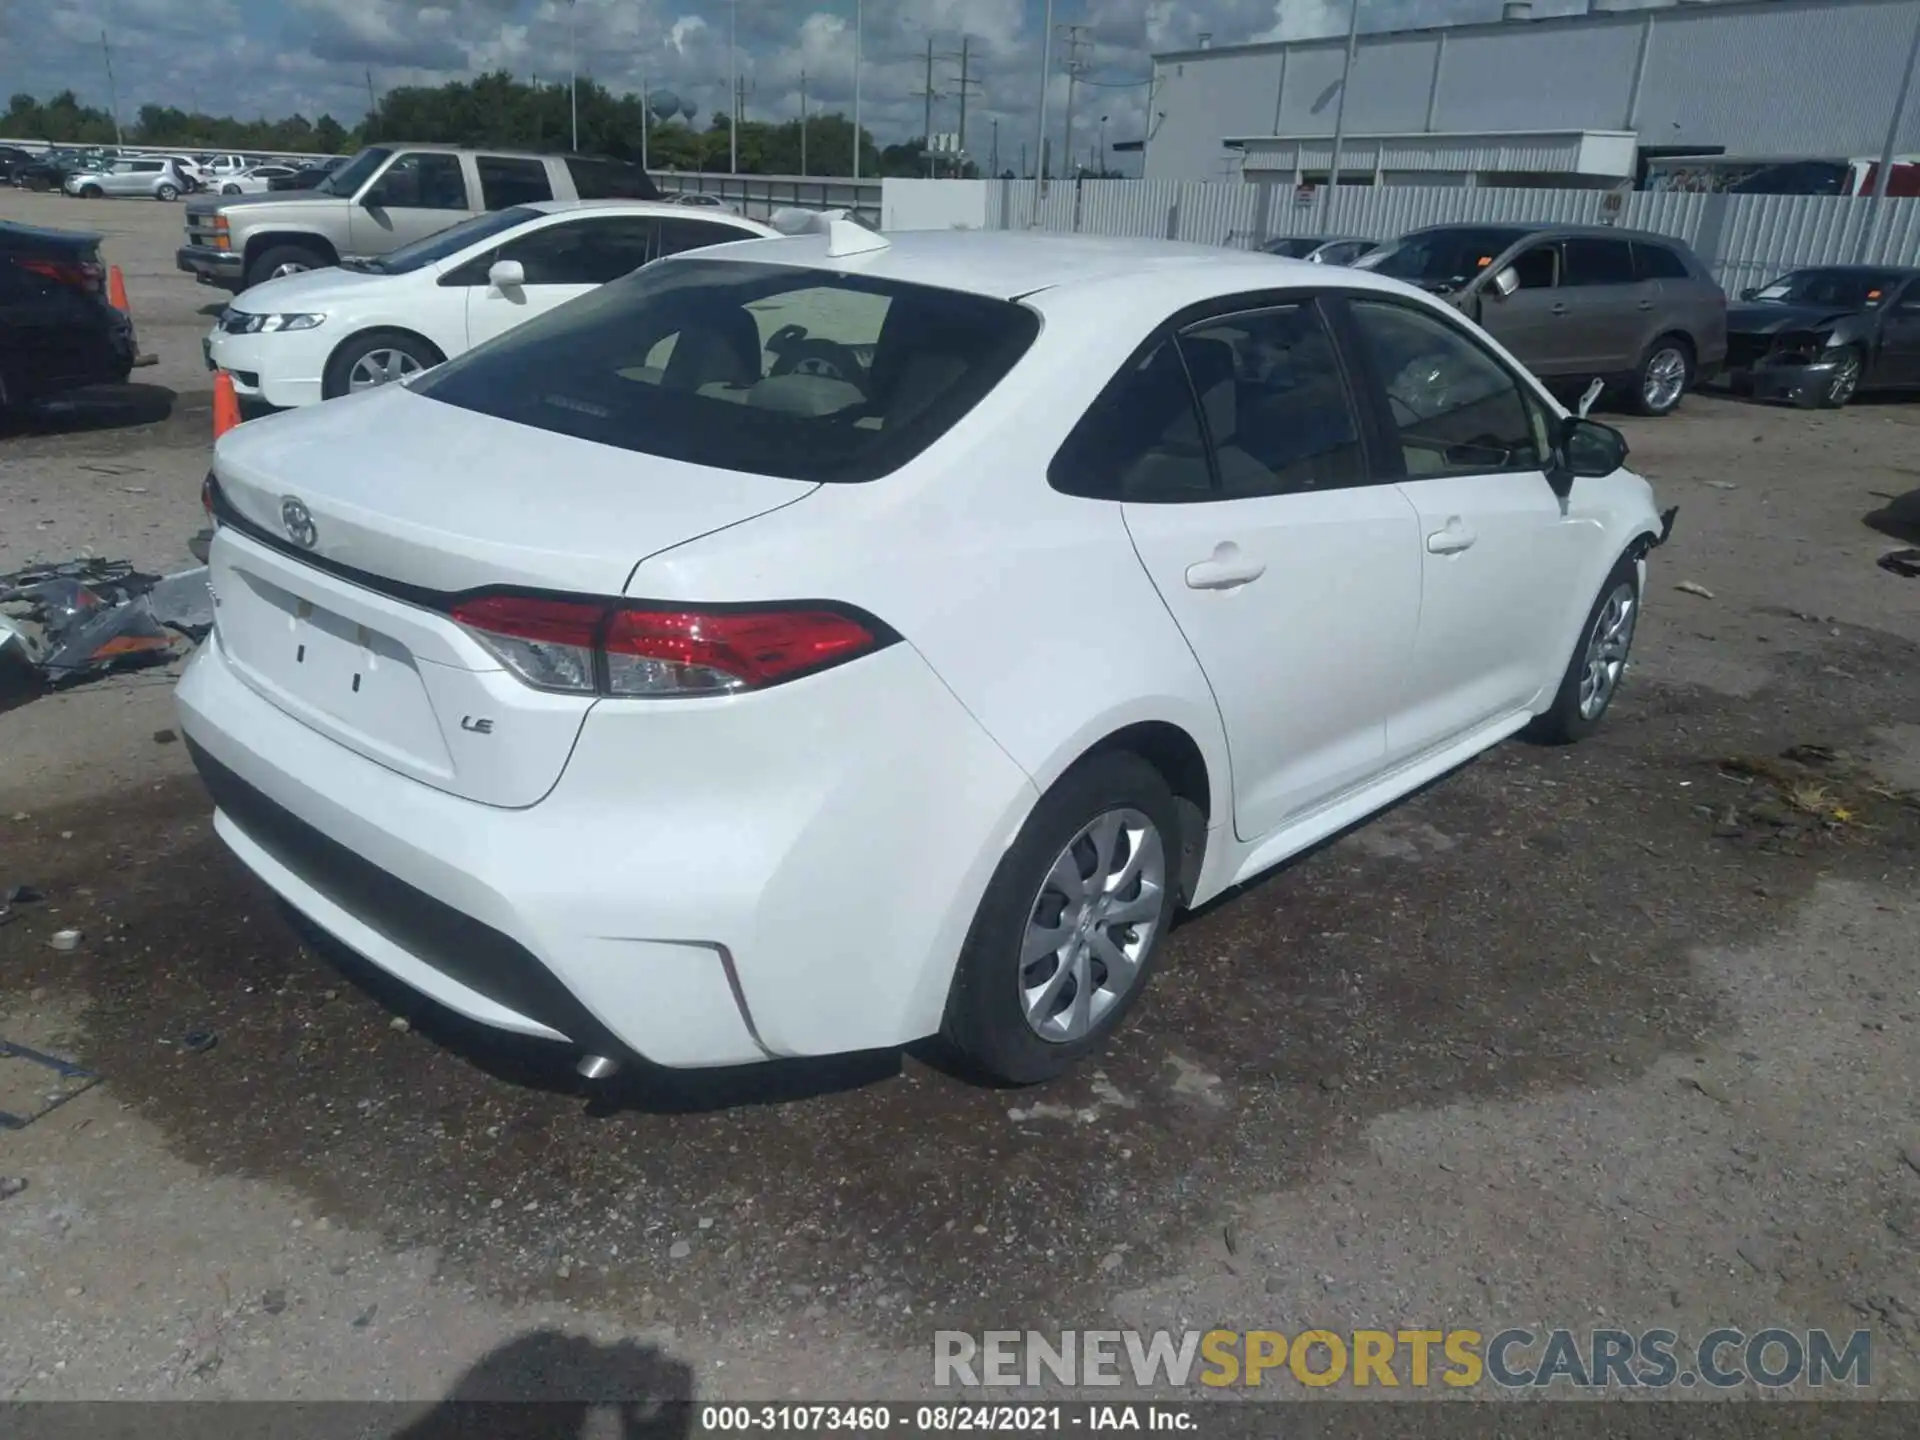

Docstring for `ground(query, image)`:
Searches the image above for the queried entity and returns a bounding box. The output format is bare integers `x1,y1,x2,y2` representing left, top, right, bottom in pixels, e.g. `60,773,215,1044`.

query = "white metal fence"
986,178,1920,290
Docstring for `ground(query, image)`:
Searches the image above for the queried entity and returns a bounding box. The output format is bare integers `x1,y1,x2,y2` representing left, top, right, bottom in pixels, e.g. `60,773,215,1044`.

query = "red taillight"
449,595,888,697
15,256,105,294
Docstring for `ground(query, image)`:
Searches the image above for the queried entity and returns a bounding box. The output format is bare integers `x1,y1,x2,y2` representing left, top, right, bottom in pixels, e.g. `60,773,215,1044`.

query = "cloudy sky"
0,0,1603,164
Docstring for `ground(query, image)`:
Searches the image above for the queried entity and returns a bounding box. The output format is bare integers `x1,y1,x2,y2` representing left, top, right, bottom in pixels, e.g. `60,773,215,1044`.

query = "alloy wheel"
1643,347,1687,412
347,348,424,392
1019,808,1166,1043
270,259,312,279
1578,582,1637,720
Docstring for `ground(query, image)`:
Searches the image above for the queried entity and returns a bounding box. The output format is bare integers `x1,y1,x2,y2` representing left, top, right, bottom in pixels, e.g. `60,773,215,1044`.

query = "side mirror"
1548,415,1629,497
488,259,525,290
1739,287,1757,301
1491,265,1520,298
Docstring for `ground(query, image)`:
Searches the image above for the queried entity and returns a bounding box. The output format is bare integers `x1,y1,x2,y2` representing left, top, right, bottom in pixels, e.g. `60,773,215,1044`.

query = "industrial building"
1141,0,1920,191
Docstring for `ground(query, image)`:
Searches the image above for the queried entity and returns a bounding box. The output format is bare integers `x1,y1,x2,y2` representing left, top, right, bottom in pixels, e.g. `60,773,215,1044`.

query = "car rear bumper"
177,245,244,288
176,615,1036,1068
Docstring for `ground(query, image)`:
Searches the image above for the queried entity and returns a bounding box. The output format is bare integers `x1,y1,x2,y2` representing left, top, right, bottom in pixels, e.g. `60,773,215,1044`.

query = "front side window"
1509,243,1559,290
1365,227,1528,293
1176,303,1365,497
318,146,390,196
1561,238,1635,287
494,216,658,285
370,152,469,210
373,207,540,275
1347,299,1551,478
414,258,1039,483
477,156,554,209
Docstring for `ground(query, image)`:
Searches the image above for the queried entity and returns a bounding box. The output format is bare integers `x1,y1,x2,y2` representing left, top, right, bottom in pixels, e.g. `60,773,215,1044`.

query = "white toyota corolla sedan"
205,199,774,407
177,223,1676,1085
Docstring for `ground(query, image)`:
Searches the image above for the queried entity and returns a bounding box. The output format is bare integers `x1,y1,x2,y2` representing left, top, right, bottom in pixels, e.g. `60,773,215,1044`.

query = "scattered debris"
1675,581,1715,599
1223,1221,1240,1256
153,728,179,745
48,929,82,952
1878,549,1920,579
388,1016,411,1033
180,1031,219,1055
261,1288,288,1316
4,885,45,905
0,1177,25,1201
0,558,212,685
0,1038,102,1130
351,1304,378,1329
1705,480,1740,490
669,1239,692,1260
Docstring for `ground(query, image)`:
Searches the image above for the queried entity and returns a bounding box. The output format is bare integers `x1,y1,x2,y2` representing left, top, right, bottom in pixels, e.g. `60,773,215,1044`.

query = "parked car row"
4,146,352,199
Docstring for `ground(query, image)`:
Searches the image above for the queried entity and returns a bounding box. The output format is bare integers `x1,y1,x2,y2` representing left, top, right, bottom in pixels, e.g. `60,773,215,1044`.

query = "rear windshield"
412,257,1041,483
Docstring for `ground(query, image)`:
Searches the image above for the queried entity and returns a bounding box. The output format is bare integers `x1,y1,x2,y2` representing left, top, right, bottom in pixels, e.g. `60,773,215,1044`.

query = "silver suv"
175,144,661,293
1361,224,1728,416
65,157,187,201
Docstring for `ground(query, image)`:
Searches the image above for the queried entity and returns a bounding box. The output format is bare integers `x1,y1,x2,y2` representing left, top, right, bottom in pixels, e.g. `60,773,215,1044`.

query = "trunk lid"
208,383,817,806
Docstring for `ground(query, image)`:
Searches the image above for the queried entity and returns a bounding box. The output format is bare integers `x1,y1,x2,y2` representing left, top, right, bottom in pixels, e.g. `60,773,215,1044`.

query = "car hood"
224,266,396,313
191,192,340,218
1727,302,1856,335
210,381,819,597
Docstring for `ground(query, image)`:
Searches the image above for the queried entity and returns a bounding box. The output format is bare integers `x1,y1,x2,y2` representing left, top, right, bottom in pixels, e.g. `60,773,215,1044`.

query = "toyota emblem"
281,496,318,549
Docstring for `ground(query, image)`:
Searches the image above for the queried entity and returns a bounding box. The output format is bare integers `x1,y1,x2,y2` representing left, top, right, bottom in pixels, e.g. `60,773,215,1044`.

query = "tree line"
5,75,985,178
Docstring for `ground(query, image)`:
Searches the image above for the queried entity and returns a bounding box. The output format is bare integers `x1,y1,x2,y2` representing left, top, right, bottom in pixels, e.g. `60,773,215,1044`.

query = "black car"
267,156,348,192
0,221,136,417
1724,265,1920,408
14,150,77,191
0,145,36,185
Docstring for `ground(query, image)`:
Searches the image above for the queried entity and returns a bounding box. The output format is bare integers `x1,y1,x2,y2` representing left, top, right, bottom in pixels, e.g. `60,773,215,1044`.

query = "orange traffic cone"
212,370,242,440
107,264,129,312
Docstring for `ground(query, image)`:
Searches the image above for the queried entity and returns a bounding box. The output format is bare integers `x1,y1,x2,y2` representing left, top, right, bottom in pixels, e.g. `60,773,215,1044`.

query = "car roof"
697,230,1299,300
521,198,771,226
1776,262,1920,276
1404,221,1691,246
0,220,100,252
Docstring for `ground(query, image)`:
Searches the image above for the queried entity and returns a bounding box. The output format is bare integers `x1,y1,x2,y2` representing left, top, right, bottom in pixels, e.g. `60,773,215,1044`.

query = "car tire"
222,183,242,196
157,183,179,201
1819,345,1864,409
1629,336,1692,417
322,330,443,399
245,244,328,290
79,184,102,199
940,751,1181,1085
1525,552,1642,746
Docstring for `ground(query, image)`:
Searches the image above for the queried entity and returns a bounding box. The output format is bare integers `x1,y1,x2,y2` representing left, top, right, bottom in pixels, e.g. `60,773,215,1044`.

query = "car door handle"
1184,542,1266,590
1426,521,1477,555
1550,303,1570,316
1636,299,1655,311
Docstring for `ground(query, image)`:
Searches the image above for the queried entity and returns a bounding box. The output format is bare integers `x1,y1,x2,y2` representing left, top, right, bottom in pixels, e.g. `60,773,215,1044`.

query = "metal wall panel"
991,178,1920,293
1434,20,1643,133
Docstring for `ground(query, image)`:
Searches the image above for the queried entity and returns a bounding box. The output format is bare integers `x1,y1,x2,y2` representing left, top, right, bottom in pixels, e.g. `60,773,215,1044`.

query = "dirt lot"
3,190,1920,1410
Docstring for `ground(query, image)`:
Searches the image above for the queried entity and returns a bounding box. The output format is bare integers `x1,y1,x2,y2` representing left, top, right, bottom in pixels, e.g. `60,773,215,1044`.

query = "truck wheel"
245,244,327,290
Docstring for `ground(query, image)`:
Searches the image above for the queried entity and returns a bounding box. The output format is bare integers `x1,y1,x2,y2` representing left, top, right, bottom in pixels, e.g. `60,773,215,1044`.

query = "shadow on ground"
1,616,1916,1344
2,383,178,436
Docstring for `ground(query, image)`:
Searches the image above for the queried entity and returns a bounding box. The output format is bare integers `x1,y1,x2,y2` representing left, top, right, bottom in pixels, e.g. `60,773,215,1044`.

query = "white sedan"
178,224,1674,1084
215,164,302,195
206,200,775,408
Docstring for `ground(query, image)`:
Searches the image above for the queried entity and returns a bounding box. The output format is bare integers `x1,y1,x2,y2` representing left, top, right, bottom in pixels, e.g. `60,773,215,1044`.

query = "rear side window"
566,156,661,200
1050,340,1213,502
414,258,1039,483
477,156,554,208
1632,242,1691,281
654,217,757,258
1562,237,1635,286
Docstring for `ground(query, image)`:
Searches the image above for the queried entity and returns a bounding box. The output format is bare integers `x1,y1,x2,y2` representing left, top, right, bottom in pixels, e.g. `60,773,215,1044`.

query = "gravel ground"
2,190,1919,1409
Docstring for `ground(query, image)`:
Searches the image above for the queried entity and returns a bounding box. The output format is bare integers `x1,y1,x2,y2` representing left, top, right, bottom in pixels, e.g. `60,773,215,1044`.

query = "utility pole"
936,35,982,176
568,0,578,152
728,0,738,173
365,70,377,123
1059,24,1090,181
991,117,1000,177
99,31,123,149
1031,0,1054,207
1323,0,1362,229
853,0,863,179
915,38,941,175
640,73,649,172
799,69,808,176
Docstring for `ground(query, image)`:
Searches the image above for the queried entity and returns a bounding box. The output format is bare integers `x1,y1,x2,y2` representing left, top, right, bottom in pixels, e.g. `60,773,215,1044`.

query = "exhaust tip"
575,1053,621,1081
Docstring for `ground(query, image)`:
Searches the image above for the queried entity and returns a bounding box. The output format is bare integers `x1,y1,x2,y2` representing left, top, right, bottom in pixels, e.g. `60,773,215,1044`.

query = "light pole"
853,0,863,179
568,0,579,151
1032,0,1055,215
1099,114,1108,176
729,0,738,174
1322,0,1361,230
